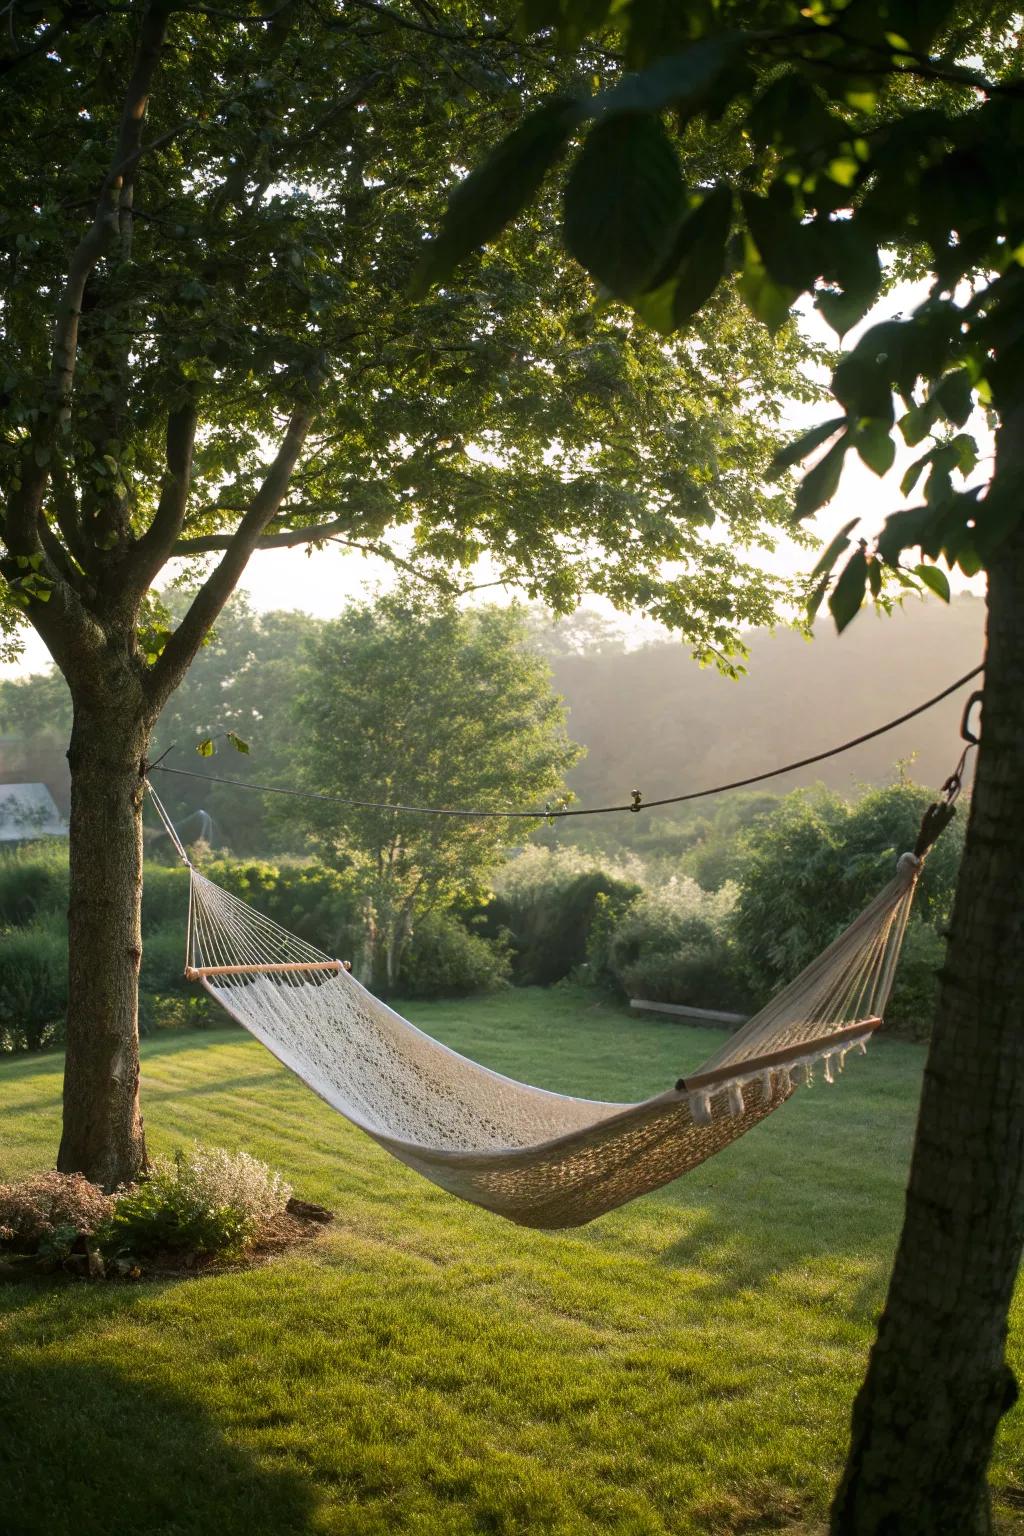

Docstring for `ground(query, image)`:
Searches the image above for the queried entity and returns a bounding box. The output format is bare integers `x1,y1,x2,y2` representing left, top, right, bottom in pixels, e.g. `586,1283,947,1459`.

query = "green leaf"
914,562,950,602
876,504,942,565
833,345,895,424
828,546,868,633
631,277,678,336
898,402,935,446
411,97,581,296
950,433,978,477
673,187,733,319
226,731,250,754
739,235,798,334
794,433,850,518
741,189,818,291
900,449,932,497
933,368,974,427
768,416,847,481
806,573,830,623
827,156,860,189
639,183,733,329
810,516,860,580
822,221,882,319
855,420,896,477
816,288,868,338
196,738,215,757
593,34,743,119
564,113,685,299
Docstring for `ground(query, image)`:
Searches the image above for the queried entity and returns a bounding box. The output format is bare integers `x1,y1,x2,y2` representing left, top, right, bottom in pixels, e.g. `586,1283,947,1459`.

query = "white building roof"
0,783,67,841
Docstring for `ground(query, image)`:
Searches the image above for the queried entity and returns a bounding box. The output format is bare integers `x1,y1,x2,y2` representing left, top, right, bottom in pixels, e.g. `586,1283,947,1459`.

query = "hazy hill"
548,594,985,815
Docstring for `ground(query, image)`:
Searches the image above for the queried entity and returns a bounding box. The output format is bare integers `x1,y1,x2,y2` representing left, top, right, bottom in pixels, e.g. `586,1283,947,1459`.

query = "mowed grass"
1,987,1022,1536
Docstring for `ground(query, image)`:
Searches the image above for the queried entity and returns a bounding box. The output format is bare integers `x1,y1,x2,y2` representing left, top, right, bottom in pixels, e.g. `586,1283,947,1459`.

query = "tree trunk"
831,520,1024,1530
56,699,152,1191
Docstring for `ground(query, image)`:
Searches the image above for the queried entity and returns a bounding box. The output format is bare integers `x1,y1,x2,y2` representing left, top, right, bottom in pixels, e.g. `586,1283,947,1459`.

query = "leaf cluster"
417,0,1023,628
1,0,821,685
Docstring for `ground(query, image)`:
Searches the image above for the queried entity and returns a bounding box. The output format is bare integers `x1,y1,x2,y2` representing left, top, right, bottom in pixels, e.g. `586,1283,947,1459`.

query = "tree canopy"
418,1,1021,620
292,589,580,990
1,0,820,684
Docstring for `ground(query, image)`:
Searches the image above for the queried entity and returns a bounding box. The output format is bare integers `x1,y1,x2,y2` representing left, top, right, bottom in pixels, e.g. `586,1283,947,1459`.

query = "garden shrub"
0,842,68,926
139,925,192,996
732,779,963,1037
594,878,753,1013
100,1144,292,1260
486,846,643,985
0,1171,113,1249
203,856,361,955
617,949,751,1014
137,990,220,1036
885,917,946,1042
140,862,190,933
0,920,67,1052
397,912,511,999
0,851,362,1051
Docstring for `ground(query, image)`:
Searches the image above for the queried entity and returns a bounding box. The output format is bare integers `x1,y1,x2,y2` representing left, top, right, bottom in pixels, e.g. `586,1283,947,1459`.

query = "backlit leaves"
828,545,869,633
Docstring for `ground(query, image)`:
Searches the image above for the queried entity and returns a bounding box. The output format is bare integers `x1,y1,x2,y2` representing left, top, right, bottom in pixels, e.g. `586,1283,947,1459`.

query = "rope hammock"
145,780,935,1230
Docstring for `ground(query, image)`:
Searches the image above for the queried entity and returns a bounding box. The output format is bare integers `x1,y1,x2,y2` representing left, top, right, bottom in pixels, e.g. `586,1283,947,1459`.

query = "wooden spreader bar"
185,959,351,980
677,1016,882,1094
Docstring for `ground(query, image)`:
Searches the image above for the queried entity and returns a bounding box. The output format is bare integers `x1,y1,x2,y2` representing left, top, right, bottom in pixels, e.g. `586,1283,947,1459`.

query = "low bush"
486,847,643,986
138,990,221,1035
100,1144,292,1260
0,920,67,1052
617,949,752,1014
398,912,511,999
203,856,360,954
593,878,753,1013
731,780,963,1039
139,926,192,996
139,862,190,933
885,917,945,1042
0,1171,114,1250
0,842,68,926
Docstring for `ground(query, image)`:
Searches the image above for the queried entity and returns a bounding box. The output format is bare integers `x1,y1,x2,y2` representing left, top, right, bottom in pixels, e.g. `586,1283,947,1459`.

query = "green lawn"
1,987,1022,1536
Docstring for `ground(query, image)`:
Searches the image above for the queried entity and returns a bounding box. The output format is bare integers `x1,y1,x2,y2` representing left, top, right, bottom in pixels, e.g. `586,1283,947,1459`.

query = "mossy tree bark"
831,428,1024,1534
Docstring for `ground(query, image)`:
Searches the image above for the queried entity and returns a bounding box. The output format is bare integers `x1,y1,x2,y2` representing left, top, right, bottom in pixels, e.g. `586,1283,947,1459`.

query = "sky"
2,281,987,678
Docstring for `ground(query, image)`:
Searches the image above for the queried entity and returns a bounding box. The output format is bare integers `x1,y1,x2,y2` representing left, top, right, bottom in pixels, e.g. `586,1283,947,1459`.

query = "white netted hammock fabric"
149,784,921,1229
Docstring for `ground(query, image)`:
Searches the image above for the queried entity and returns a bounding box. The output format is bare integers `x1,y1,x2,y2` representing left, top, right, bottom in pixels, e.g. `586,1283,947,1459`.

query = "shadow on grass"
2,1094,63,1120
0,1353,316,1536
138,1071,284,1103
0,1048,64,1082
646,1103,909,1298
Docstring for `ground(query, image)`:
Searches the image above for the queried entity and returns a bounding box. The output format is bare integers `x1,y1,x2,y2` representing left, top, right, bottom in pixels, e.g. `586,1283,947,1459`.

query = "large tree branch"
147,404,315,705
48,456,93,570
37,517,87,593
126,399,200,588
48,2,171,437
172,512,468,593
173,512,355,554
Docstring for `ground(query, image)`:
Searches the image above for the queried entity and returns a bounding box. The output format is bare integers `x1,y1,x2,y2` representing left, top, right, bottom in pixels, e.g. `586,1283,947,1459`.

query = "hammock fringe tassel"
146,782,923,1230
